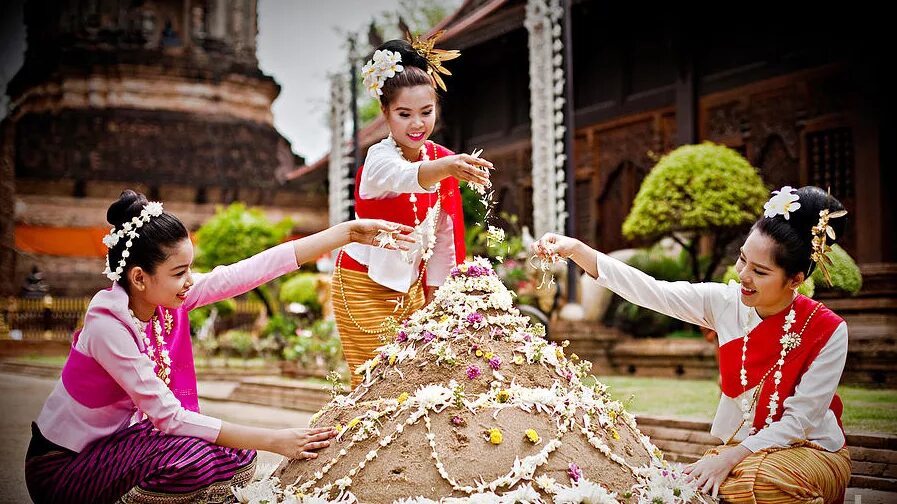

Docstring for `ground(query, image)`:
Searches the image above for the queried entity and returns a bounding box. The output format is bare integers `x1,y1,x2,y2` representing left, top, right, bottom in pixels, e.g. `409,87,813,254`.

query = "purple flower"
488,356,502,370
568,462,582,482
396,331,408,343
466,365,481,380
451,415,465,427
466,313,484,325
524,334,532,342
423,331,435,343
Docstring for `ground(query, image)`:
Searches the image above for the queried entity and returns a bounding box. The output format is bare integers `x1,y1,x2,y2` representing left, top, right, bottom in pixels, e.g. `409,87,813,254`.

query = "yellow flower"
524,429,541,444
460,264,469,273
608,410,618,420
653,448,664,461
496,390,510,403
487,428,503,445
440,315,450,324
611,427,620,440
513,354,525,365
475,349,484,358
388,354,398,366
335,423,343,433
397,392,409,405
570,353,579,361
484,351,495,360
555,348,564,360
347,418,360,430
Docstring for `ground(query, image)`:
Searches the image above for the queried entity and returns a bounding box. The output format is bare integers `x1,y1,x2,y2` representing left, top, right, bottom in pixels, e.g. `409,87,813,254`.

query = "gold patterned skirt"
331,266,425,389
706,441,851,503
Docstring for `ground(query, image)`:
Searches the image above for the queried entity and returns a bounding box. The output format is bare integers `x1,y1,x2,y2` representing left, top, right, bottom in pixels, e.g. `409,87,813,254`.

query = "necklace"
336,138,441,335
129,308,172,385
736,300,821,434
387,134,431,228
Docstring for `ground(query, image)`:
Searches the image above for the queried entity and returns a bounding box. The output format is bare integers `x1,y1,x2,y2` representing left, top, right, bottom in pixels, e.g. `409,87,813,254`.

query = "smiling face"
735,229,804,317
133,238,195,311
383,85,437,159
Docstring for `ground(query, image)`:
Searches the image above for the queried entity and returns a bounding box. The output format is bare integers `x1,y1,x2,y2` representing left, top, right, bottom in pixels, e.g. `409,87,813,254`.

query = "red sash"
719,294,845,434
345,140,466,273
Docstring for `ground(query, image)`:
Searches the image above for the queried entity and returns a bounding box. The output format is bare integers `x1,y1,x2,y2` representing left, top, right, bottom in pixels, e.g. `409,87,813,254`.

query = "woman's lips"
407,132,425,142
741,287,756,297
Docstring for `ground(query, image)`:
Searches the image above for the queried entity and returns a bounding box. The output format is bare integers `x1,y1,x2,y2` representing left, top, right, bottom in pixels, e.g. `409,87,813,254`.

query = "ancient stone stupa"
242,258,706,503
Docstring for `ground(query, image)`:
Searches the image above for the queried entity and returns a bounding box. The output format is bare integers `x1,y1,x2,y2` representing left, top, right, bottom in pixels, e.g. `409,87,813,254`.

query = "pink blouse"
36,242,299,452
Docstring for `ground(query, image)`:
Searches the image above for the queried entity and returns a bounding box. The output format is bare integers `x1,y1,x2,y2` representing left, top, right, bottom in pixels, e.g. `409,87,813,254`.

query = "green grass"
14,355,68,366
597,376,897,435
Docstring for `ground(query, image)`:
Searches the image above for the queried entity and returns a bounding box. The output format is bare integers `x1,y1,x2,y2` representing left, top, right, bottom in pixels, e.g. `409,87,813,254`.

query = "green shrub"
622,143,768,282
279,273,322,313
811,244,862,295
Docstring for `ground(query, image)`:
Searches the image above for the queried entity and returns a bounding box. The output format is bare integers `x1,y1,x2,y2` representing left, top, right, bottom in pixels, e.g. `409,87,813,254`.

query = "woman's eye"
423,110,432,116
754,269,766,276
400,113,410,118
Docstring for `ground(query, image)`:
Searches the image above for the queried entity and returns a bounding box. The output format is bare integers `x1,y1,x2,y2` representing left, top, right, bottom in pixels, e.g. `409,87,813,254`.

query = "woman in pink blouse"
24,189,413,503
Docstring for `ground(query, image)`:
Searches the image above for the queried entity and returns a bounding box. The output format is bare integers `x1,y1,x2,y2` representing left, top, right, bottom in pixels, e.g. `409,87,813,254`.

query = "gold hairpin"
809,189,847,285
406,30,461,92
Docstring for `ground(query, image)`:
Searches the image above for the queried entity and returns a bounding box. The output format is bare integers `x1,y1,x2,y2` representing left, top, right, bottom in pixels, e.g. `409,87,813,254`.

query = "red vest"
719,295,845,434
343,141,466,272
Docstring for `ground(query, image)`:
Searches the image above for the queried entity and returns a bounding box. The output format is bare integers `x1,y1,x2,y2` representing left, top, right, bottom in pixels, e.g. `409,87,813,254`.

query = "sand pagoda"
260,258,706,503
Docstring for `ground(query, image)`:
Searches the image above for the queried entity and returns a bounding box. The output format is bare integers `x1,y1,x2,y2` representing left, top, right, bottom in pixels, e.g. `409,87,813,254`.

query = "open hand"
350,219,416,251
533,233,581,260
683,445,750,498
432,154,493,186
272,427,338,460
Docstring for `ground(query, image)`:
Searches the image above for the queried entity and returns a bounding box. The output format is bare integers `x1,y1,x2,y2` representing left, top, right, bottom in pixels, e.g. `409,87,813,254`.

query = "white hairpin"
102,201,164,282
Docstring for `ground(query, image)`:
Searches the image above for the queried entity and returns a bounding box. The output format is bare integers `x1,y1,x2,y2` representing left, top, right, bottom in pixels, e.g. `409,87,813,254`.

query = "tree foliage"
622,143,769,282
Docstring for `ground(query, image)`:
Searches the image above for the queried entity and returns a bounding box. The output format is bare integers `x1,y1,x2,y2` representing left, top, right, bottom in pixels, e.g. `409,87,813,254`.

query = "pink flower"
466,313,484,325
422,331,435,343
568,462,582,482
396,331,408,343
488,356,502,370
466,365,481,380
451,415,465,427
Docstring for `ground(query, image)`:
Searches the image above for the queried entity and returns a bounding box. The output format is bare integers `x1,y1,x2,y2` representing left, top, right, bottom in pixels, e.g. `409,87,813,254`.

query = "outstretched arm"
534,233,726,329
185,220,414,310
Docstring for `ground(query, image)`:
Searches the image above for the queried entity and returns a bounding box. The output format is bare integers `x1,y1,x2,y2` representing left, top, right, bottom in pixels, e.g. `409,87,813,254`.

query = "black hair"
751,186,847,279
106,190,189,289
374,39,436,108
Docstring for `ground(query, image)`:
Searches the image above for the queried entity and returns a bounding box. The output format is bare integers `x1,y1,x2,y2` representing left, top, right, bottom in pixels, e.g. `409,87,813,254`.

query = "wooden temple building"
0,0,328,297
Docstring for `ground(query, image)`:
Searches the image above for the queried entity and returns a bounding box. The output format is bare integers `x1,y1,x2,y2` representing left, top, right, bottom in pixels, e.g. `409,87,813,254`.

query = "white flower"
144,201,164,217
362,49,404,98
102,232,120,248
764,186,802,220
553,479,618,503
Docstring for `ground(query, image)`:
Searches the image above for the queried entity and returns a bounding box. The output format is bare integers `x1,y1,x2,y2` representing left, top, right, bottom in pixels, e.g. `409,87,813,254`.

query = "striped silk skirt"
331,261,425,389
25,420,256,504
707,441,851,503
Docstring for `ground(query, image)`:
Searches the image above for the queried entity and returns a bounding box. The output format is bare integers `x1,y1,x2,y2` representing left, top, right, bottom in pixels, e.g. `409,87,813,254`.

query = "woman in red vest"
534,185,851,503
334,35,493,388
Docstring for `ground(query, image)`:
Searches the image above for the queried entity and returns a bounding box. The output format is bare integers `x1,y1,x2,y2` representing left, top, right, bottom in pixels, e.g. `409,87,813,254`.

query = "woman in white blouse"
334,37,493,388
534,185,851,503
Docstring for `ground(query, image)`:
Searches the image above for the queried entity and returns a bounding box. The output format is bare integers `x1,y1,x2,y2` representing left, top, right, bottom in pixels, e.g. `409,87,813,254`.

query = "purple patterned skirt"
25,420,256,504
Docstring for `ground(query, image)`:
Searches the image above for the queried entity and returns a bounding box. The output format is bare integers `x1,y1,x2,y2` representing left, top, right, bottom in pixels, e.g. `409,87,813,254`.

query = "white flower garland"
102,201,164,282
525,0,567,238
